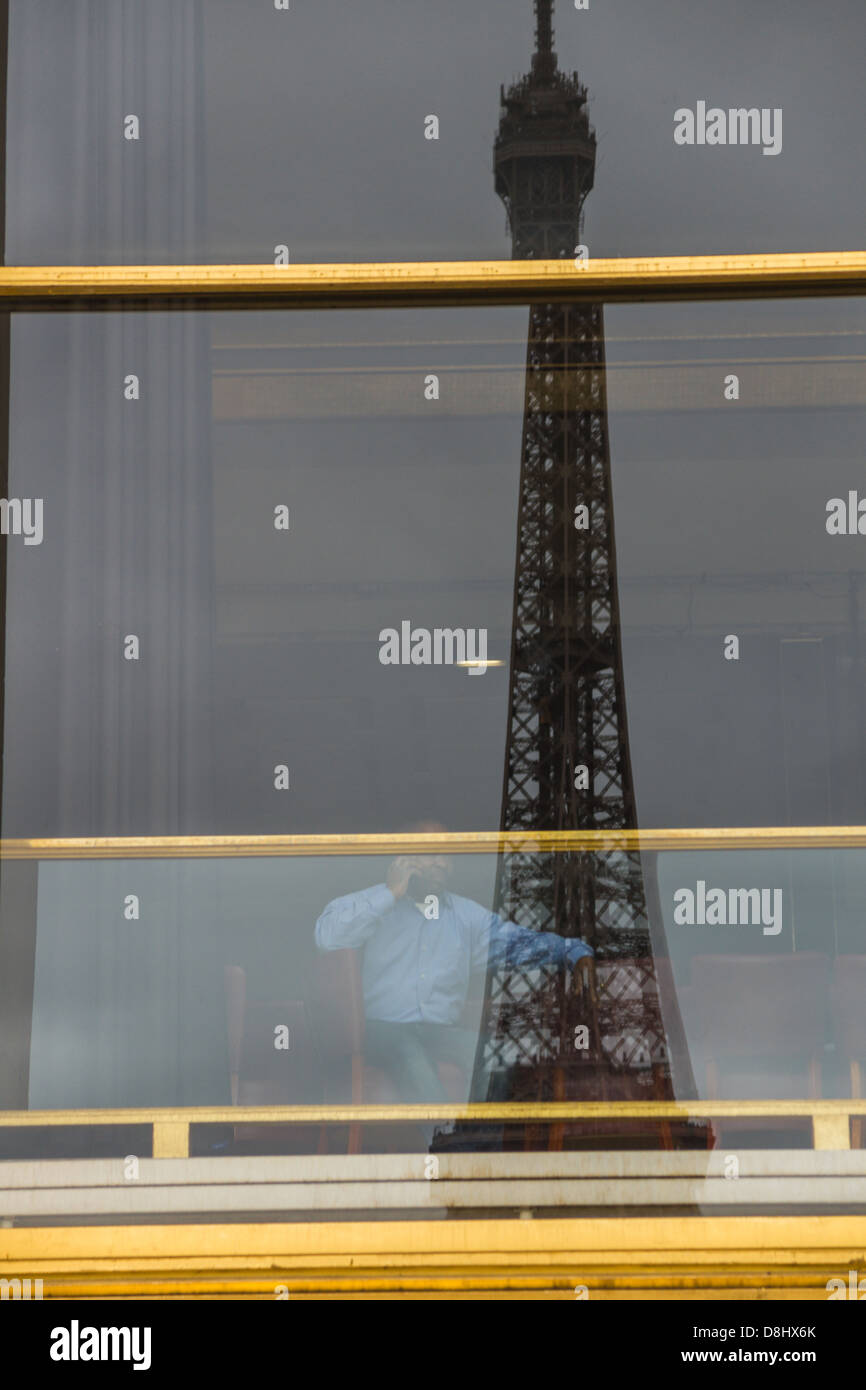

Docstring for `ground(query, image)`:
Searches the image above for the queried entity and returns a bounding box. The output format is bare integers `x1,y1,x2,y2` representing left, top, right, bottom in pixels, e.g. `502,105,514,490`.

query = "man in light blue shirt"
315,823,593,1113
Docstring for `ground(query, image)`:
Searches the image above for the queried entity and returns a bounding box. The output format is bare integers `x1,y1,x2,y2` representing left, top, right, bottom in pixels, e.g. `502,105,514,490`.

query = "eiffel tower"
485,0,670,1101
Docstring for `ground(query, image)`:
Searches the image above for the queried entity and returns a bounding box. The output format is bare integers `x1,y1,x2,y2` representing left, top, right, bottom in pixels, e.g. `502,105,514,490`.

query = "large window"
0,0,865,1186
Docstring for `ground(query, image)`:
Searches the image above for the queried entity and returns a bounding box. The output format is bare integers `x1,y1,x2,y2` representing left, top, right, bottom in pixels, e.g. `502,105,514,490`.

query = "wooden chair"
830,955,866,1148
223,965,323,1152
688,953,830,1146
313,948,472,1153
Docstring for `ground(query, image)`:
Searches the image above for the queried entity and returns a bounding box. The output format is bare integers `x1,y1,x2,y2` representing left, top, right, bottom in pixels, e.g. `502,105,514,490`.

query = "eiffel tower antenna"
533,0,557,80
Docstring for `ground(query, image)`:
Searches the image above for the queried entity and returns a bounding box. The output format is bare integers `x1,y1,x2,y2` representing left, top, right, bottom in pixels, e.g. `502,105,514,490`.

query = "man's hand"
386,856,423,900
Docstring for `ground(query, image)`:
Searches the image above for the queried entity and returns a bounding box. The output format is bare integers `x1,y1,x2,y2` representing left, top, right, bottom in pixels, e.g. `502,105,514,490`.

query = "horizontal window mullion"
0,252,864,309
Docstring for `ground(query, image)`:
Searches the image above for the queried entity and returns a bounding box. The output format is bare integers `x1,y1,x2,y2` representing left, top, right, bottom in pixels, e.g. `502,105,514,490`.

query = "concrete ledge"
3,1151,866,1219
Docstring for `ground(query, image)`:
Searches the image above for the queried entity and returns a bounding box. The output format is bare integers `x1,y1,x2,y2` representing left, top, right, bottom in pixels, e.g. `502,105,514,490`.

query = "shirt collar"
409,890,452,913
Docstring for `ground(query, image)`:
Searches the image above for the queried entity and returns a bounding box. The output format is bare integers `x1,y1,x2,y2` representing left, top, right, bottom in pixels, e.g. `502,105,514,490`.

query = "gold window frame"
0,250,863,306
1,251,866,1139
2,251,866,1291
0,247,864,865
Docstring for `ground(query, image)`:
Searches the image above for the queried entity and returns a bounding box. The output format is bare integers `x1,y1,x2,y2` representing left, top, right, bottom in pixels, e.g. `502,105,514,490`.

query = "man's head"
399,819,453,897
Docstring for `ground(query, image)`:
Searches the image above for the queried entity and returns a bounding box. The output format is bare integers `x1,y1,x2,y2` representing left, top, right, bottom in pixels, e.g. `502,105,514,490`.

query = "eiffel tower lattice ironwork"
484,0,670,1096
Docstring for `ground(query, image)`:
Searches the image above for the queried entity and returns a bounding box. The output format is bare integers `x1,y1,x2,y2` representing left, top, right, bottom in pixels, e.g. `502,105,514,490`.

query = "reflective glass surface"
6,0,865,265
3,299,865,837
0,295,863,1162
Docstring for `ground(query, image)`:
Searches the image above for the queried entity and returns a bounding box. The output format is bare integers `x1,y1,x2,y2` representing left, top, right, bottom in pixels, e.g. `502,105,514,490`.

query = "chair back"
313,948,365,1058
831,956,866,1059
224,965,247,1104
690,952,828,1058
237,1000,318,1106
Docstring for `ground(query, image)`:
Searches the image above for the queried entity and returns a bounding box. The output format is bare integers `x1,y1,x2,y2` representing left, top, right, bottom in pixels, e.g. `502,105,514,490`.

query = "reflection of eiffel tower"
486,0,669,1097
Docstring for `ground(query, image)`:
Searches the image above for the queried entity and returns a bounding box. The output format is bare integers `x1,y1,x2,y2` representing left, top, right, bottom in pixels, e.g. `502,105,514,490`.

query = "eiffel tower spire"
532,0,557,81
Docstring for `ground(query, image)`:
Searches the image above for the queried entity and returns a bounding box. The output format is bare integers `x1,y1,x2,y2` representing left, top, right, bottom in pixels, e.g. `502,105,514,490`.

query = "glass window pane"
0,293,864,1169
6,0,865,265
4,297,866,836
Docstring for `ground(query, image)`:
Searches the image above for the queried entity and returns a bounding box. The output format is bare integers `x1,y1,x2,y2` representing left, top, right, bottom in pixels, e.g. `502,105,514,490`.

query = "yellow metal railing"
2,825,866,857
0,251,863,307
3,832,862,1152
0,1100,863,1157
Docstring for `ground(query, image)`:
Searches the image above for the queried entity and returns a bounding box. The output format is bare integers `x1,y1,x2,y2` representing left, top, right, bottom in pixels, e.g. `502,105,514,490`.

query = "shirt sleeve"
468,901,593,973
314,883,396,951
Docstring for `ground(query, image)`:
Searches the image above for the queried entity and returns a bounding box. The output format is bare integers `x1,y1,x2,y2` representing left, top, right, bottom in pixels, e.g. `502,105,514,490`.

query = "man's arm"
467,903,593,974
314,884,395,951
314,857,425,951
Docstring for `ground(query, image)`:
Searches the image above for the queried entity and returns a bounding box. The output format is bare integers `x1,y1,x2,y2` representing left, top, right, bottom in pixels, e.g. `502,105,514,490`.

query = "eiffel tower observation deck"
494,0,596,260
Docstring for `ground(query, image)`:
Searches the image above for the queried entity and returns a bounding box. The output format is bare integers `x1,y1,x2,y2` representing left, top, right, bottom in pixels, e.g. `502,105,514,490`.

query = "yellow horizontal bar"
0,1100,863,1128
22,1274,844,1298
0,1285,847,1300
3,1215,866,1261
0,252,863,306
2,826,866,859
